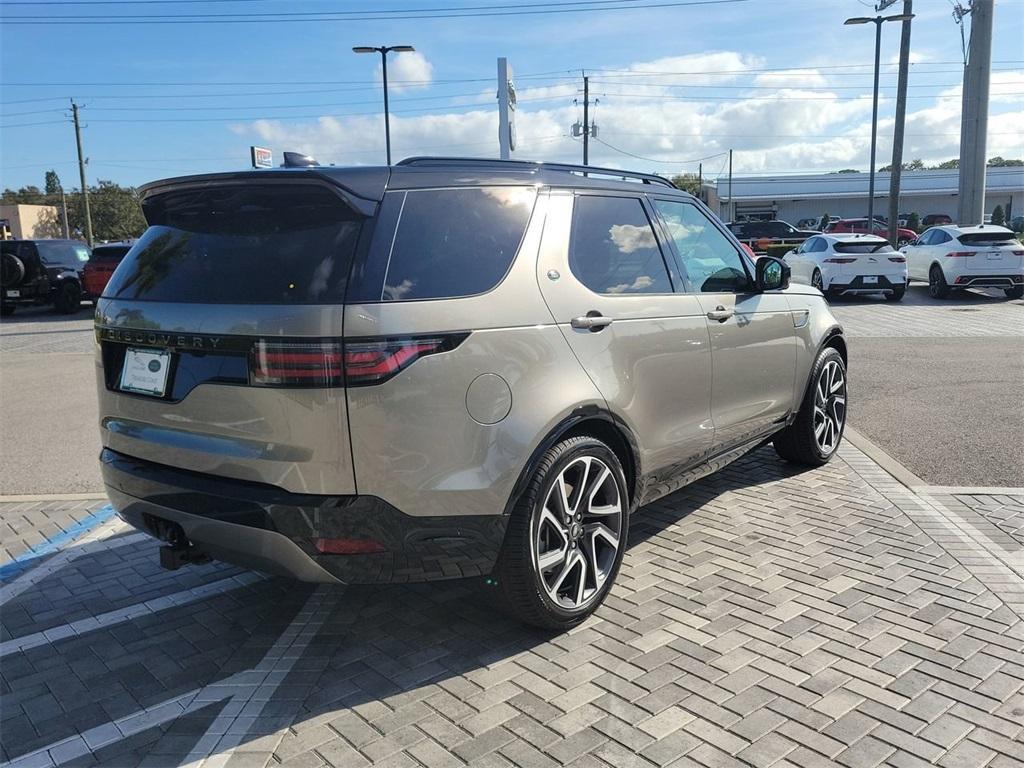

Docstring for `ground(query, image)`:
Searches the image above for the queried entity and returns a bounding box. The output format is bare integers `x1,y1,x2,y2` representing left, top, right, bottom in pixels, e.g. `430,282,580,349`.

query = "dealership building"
705,166,1023,224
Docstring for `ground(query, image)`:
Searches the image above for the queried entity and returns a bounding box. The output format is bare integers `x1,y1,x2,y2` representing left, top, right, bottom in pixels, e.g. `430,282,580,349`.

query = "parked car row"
0,238,133,315
783,224,1024,301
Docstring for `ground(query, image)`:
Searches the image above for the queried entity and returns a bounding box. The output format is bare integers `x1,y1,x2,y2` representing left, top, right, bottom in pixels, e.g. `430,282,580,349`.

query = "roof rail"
396,156,676,189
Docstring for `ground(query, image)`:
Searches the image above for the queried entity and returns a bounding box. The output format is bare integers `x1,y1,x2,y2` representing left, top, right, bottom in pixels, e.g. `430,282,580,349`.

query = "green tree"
670,173,701,196
44,170,62,196
64,180,146,242
987,157,1023,167
991,205,1005,227
934,158,959,169
834,169,860,174
906,212,921,233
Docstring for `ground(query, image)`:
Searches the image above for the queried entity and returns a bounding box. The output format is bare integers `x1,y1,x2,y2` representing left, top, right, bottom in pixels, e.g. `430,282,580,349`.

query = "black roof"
138,156,690,213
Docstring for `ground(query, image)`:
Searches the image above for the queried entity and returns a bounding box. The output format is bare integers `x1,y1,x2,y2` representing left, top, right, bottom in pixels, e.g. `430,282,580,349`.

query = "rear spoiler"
138,167,390,218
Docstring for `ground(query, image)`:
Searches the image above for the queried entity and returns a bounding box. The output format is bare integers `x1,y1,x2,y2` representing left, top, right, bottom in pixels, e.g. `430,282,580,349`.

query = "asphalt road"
1,291,1021,494
846,336,1024,487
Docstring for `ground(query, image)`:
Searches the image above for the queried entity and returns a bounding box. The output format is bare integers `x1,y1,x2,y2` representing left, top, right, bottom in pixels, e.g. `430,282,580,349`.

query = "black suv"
728,220,819,243
0,239,90,316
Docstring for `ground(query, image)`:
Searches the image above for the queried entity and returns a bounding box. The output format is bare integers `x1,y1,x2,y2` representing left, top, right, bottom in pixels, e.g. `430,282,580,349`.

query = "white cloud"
229,52,1024,175
385,51,434,93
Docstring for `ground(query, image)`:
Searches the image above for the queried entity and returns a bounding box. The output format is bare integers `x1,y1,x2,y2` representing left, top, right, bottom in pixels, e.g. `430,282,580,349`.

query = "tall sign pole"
497,58,516,160
957,0,994,225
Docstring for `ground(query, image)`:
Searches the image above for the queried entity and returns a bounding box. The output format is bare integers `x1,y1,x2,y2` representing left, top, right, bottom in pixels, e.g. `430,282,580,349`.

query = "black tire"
0,304,15,317
928,264,950,299
811,269,824,293
1004,285,1024,300
774,347,847,467
495,435,629,630
1,253,25,288
53,281,82,314
885,285,906,302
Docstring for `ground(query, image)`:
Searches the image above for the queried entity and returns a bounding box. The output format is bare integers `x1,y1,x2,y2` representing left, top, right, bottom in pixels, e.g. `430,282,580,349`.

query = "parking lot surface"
2,441,1023,768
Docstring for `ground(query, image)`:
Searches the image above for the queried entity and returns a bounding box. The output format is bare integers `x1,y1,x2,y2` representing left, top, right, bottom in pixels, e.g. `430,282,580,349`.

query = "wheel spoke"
538,544,566,573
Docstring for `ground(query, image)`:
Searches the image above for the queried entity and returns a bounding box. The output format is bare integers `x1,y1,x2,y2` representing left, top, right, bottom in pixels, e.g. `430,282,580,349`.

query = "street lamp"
844,13,914,231
353,44,415,166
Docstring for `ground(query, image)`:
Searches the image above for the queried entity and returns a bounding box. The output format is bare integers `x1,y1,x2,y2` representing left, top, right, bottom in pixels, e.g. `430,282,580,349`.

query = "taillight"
251,341,344,387
824,257,857,264
945,251,976,258
250,334,468,388
1012,250,1024,256
343,335,467,386
888,256,906,263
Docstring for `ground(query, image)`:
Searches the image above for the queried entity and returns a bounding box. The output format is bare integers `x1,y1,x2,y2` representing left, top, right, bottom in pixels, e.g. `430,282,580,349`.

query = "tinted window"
834,241,895,254
569,196,672,295
36,241,90,264
812,238,829,252
934,230,952,244
653,199,750,293
381,187,535,301
106,184,362,303
90,245,132,262
765,222,794,237
958,232,1016,246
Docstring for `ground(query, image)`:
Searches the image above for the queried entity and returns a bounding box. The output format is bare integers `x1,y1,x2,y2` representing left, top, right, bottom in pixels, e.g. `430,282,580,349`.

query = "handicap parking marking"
0,571,266,658
2,586,341,768
0,504,117,583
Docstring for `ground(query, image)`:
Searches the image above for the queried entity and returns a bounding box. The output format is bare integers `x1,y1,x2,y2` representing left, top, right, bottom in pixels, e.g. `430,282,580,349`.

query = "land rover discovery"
96,157,848,628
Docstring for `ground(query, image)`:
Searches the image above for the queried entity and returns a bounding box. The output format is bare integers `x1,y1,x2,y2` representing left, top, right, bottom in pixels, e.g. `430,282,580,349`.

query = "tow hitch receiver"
159,543,211,571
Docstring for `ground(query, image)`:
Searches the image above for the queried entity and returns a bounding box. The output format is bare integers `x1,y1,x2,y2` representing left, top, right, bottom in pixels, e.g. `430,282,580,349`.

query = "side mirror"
756,256,789,291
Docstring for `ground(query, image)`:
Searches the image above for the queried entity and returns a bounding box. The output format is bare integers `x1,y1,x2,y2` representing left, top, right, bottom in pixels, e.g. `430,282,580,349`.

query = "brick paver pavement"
2,443,1022,768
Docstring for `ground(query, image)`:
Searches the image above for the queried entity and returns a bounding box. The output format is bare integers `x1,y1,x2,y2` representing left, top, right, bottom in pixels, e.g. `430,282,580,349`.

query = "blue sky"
1,0,1022,191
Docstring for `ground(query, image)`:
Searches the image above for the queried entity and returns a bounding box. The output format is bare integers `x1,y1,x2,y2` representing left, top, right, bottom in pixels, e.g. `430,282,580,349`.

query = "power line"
1,0,754,23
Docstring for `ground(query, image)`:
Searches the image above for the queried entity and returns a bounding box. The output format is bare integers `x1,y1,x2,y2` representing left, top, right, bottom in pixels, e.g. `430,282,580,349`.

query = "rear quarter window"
378,186,536,302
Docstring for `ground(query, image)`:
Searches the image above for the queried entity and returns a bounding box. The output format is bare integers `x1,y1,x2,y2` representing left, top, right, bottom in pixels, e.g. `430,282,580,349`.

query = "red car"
826,219,917,245
81,241,133,301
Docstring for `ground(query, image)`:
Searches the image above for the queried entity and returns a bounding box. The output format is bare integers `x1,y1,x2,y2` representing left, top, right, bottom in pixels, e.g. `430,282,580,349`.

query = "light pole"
353,44,415,166
844,13,914,231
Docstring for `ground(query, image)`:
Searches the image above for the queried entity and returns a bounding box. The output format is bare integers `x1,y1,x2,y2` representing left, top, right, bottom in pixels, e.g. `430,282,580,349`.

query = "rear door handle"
706,306,734,322
571,314,613,331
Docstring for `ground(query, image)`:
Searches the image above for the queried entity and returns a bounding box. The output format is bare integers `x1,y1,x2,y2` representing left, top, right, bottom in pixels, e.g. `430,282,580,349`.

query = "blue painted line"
0,504,116,582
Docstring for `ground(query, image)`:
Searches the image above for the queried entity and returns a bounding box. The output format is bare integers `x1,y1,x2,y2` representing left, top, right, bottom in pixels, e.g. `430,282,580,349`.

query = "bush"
906,212,921,232
991,205,1005,227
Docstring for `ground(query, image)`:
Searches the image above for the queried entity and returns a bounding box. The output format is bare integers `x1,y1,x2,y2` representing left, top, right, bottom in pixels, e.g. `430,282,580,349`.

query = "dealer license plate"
6,290,20,298
863,276,878,284
119,348,171,397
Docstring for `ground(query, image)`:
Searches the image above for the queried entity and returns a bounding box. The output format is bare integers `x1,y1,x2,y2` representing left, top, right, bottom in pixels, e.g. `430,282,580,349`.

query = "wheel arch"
503,406,640,517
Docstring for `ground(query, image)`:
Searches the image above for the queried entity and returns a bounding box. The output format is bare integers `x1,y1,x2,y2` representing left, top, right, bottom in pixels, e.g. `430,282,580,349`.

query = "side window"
813,238,829,253
934,230,951,244
653,199,751,293
568,196,673,295
917,230,933,245
382,186,535,301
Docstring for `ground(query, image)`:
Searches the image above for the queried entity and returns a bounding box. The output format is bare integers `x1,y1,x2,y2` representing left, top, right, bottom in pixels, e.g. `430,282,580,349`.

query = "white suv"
903,225,1024,299
784,233,908,301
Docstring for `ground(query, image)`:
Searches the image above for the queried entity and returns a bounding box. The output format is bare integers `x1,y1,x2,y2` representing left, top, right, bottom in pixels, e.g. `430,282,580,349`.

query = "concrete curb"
843,425,928,490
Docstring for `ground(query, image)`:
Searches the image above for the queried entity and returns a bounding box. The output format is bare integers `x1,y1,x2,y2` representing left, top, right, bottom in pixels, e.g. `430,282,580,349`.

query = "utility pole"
582,75,590,166
59,188,70,238
867,18,883,230
957,0,994,225
885,0,913,246
698,163,702,202
71,102,94,247
727,149,733,221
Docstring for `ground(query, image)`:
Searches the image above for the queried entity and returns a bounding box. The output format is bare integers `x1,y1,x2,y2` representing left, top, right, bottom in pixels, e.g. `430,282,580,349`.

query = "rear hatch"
956,231,1024,272
831,240,901,275
96,171,383,495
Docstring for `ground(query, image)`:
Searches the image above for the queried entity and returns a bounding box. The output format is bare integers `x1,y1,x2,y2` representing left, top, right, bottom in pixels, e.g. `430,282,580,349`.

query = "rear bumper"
828,274,905,294
101,448,508,584
951,274,1024,288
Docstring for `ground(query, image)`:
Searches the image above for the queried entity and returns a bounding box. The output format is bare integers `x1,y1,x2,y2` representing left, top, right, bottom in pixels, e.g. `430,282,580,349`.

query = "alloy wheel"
813,359,846,454
533,456,623,610
812,271,823,291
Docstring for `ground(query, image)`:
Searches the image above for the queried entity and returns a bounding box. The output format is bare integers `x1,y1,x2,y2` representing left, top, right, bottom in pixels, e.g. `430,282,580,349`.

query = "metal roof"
717,166,1024,201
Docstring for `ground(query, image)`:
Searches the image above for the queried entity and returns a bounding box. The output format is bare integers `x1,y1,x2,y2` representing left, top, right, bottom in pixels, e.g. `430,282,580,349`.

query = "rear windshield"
958,232,1017,246
834,242,894,254
90,245,132,262
105,184,363,303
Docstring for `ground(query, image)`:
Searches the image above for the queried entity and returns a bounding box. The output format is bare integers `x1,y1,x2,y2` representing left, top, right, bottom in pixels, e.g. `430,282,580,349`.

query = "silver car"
95,157,848,629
